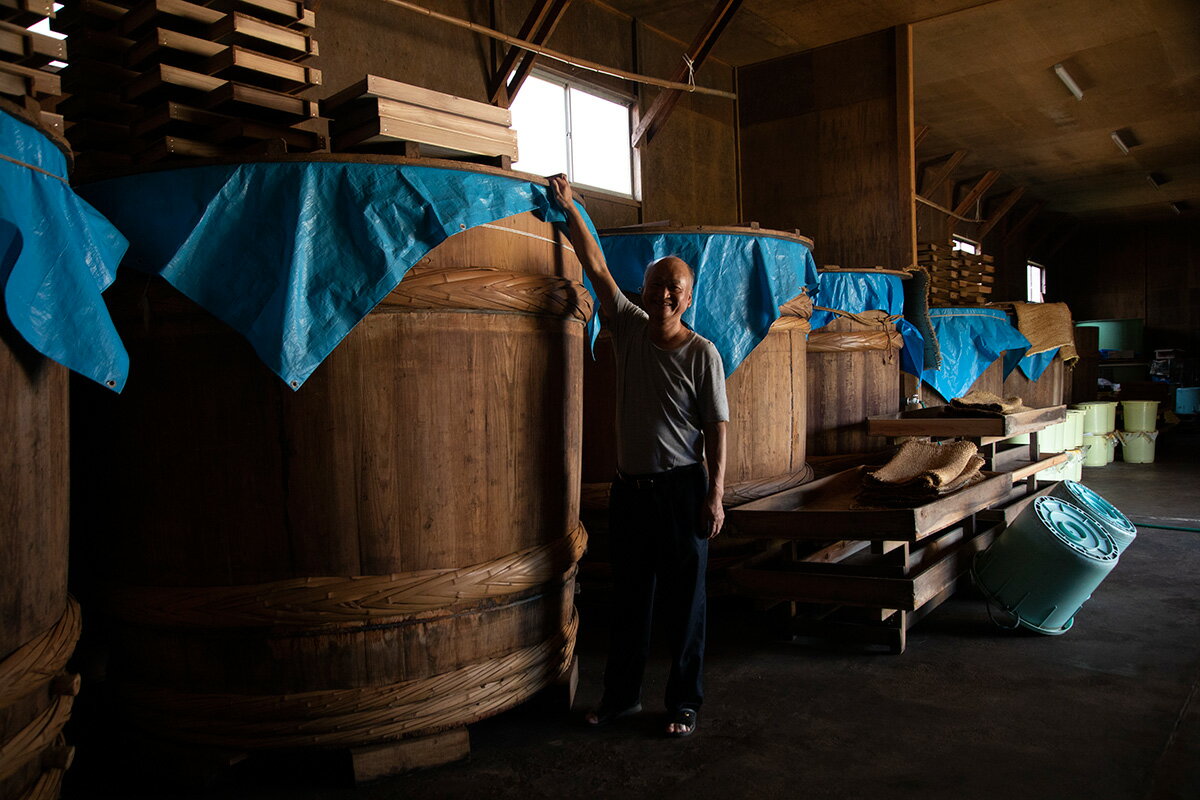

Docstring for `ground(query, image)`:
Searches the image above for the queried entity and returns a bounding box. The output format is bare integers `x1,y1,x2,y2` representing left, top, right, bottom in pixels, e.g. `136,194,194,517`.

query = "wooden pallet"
918,240,996,306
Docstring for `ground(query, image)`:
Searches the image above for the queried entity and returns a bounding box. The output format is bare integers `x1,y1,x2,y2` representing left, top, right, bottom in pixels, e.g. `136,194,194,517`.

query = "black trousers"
602,462,708,712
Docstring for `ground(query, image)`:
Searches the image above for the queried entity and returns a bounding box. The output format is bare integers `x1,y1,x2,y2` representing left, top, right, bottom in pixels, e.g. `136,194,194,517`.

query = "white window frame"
1027,261,1047,303
952,235,980,255
512,69,640,201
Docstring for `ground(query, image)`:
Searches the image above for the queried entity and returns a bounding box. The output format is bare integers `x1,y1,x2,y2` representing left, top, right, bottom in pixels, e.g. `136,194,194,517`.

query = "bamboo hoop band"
0,598,81,709
378,266,593,321
0,695,74,783
108,525,587,628
807,330,904,353
17,767,64,800
581,466,814,511
120,611,578,750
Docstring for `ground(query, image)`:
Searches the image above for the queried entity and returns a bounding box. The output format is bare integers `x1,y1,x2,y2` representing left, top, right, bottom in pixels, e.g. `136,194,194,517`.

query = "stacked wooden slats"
53,0,326,173
0,0,65,134
322,75,518,167
918,241,995,306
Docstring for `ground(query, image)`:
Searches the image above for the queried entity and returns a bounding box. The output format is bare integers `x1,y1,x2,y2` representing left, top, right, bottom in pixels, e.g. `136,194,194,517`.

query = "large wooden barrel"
72,205,590,772
806,269,906,456
1003,353,1065,408
0,325,80,800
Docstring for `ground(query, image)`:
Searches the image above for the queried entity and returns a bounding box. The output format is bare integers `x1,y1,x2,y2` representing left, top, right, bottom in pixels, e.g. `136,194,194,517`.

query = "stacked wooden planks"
918,241,995,306
0,0,66,134
54,0,325,173
322,74,518,167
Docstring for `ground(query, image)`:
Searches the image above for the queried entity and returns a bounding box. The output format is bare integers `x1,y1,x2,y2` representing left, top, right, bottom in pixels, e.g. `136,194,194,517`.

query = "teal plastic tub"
1048,480,1137,554
973,496,1119,634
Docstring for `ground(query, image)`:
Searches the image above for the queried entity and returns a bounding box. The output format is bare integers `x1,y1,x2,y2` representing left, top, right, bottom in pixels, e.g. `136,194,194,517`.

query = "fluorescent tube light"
1053,63,1084,100
1111,130,1131,155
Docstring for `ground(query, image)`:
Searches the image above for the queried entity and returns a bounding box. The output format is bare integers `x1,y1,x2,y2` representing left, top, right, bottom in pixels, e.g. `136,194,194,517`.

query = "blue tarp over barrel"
922,307,1031,402
598,230,819,377
809,271,925,377
78,162,601,389
0,109,129,391
1018,347,1060,381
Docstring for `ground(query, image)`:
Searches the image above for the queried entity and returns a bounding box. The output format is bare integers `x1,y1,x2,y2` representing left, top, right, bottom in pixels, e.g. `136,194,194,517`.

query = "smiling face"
642,257,694,324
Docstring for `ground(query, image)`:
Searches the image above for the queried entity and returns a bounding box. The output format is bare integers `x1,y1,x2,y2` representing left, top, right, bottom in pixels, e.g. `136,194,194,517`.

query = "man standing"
549,175,727,738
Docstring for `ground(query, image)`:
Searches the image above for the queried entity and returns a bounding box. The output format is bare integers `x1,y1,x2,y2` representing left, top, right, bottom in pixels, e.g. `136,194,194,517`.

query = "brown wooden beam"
948,170,1001,233
630,0,741,148
1002,200,1044,246
919,150,967,196
488,0,572,108
914,123,930,150
977,186,1025,240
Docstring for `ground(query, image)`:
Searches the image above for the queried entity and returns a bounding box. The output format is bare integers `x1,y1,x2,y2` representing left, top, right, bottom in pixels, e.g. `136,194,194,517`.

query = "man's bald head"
641,255,694,323
644,256,695,290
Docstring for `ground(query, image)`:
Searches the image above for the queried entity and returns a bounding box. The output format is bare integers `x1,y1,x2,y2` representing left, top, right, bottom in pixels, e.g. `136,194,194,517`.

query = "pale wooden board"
323,73,511,127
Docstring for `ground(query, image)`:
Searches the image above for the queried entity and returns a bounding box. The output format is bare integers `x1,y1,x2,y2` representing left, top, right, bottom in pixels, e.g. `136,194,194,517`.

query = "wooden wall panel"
738,28,916,269
317,0,739,231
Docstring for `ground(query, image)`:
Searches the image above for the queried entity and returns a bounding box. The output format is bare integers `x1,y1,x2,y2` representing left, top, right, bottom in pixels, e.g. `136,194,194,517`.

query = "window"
28,6,67,69
510,73,636,198
952,236,980,255
1027,261,1046,303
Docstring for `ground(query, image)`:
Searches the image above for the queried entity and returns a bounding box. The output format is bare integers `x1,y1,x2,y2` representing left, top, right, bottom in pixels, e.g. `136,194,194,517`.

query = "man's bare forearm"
547,175,619,318
704,421,727,498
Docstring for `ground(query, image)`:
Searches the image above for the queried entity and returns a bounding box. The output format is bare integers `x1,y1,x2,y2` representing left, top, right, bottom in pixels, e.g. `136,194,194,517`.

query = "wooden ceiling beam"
914,124,930,150
948,169,1001,234
919,149,967,196
630,0,742,148
977,186,1026,240
488,0,573,108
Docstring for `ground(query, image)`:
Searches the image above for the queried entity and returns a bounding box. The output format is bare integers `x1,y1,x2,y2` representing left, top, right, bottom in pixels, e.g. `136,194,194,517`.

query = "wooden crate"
324,75,517,161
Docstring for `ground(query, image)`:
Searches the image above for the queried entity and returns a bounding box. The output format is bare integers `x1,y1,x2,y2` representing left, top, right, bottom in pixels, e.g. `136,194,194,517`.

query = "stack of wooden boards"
54,0,325,172
918,241,995,306
322,74,518,166
0,0,66,135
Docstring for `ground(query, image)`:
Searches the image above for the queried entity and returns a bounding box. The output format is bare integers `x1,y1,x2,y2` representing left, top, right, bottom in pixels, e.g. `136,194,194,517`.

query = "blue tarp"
921,307,1031,402
598,231,819,377
1,110,129,391
809,271,925,377
79,163,601,389
1019,347,1060,381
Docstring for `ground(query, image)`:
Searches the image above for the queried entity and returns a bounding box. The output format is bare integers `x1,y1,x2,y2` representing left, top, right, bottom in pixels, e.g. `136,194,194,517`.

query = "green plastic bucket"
1048,480,1137,554
1006,433,1030,445
1106,433,1117,463
973,496,1119,634
1074,401,1117,434
1082,434,1108,467
1036,421,1065,454
1064,409,1086,448
1121,400,1159,432
1120,430,1158,463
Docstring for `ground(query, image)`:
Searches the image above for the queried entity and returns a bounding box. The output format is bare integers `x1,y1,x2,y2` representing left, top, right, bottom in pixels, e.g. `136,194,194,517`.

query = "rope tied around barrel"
118,610,579,750
0,597,80,709
811,305,903,363
108,525,587,628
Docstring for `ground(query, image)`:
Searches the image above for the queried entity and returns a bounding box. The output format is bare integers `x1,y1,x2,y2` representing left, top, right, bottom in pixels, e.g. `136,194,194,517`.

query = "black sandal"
584,702,642,727
665,707,698,738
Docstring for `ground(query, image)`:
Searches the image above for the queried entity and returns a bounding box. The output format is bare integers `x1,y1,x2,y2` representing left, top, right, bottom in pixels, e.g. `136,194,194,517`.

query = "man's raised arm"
548,174,620,320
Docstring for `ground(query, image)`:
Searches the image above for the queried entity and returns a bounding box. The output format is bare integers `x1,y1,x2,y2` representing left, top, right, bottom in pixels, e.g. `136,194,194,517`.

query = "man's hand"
701,488,724,540
548,173,573,210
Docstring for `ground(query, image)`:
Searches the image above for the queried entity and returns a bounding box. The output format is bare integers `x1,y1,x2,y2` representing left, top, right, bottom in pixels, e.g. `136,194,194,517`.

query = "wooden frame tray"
725,467,1014,542
866,404,1065,440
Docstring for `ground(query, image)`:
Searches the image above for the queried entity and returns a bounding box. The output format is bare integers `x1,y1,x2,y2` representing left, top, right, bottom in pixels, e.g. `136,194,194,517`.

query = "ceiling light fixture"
1111,130,1133,155
1053,63,1084,100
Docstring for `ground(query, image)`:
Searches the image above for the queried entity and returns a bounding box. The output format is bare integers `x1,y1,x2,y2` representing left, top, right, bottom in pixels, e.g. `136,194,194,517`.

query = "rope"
121,612,578,749
0,152,69,185
109,525,587,628
0,598,81,709
376,0,737,100
18,768,65,800
380,266,593,321
682,54,696,92
0,695,74,782
914,193,985,224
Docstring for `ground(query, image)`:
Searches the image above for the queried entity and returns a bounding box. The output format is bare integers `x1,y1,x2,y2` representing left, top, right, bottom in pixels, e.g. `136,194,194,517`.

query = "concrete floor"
63,427,1200,800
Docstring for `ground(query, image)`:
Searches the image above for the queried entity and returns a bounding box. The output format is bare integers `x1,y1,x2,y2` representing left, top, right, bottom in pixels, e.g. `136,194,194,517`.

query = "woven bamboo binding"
380,266,593,321
108,524,586,628
0,695,74,783
0,598,80,709
120,611,578,750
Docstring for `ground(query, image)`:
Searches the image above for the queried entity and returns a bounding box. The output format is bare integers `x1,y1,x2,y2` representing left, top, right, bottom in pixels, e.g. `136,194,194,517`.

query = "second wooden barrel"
73,205,590,774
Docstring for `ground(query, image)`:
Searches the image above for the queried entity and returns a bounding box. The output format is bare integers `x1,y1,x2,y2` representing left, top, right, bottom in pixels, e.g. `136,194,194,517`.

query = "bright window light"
29,8,67,69
952,236,979,255
511,73,635,197
1027,261,1046,303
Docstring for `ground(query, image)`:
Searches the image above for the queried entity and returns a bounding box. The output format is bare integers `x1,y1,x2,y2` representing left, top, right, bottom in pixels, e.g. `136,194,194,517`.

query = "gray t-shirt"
609,291,729,475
